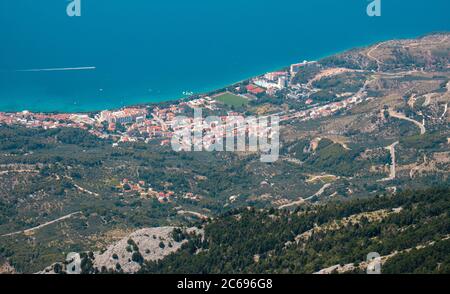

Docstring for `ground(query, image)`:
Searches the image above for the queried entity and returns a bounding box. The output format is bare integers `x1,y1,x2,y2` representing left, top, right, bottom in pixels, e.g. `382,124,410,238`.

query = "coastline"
0,32,445,115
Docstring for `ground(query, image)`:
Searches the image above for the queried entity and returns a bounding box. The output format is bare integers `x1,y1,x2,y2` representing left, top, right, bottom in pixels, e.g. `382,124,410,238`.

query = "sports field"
214,92,249,107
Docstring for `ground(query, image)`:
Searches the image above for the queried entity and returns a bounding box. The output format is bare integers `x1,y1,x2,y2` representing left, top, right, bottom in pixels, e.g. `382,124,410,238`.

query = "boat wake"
14,66,96,72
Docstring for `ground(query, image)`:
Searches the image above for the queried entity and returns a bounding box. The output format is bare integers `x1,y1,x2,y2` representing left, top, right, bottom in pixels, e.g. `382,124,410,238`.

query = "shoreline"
0,32,446,115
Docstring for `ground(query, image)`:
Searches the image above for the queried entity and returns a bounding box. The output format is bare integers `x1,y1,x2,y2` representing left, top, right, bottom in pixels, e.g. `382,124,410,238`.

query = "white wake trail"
15,66,96,72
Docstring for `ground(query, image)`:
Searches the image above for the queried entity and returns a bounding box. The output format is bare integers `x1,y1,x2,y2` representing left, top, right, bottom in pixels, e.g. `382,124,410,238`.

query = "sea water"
0,0,449,112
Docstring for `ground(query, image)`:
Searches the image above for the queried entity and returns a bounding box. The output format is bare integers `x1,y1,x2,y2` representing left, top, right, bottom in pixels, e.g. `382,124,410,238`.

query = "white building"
278,76,287,89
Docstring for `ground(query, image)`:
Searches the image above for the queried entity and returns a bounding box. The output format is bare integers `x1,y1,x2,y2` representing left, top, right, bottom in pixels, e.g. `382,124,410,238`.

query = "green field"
214,92,249,107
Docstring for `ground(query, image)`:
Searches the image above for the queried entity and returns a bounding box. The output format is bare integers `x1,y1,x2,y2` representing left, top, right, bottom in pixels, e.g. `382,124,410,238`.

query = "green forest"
140,188,450,274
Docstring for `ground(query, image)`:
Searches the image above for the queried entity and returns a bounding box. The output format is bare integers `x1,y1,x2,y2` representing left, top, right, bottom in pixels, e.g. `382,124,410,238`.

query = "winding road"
388,109,426,135
367,43,386,71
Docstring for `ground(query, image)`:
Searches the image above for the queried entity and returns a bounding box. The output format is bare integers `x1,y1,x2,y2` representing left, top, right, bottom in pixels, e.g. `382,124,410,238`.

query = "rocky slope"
39,226,202,274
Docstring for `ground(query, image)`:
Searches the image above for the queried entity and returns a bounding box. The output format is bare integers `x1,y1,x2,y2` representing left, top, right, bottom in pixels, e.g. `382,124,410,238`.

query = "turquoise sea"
0,0,449,112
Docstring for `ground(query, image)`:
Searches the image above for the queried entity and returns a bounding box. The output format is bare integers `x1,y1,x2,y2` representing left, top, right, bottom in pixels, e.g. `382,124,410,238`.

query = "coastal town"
0,60,369,152
1,29,449,276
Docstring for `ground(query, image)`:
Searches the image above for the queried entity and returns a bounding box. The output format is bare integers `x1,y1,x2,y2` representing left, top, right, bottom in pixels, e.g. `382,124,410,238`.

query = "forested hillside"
140,188,450,274
0,34,449,273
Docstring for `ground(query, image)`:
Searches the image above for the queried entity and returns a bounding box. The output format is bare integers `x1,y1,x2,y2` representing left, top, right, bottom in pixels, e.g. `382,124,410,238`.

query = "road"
410,155,427,179
62,175,99,197
441,103,448,120
279,183,332,209
0,170,39,176
278,199,305,210
73,183,99,197
177,210,208,220
152,113,169,131
367,43,386,70
441,82,450,119
404,35,449,48
309,183,332,199
1,211,83,237
388,109,426,135
379,141,399,182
